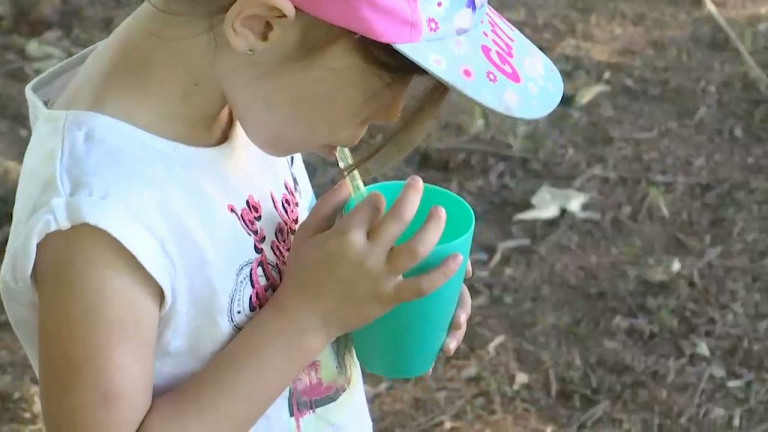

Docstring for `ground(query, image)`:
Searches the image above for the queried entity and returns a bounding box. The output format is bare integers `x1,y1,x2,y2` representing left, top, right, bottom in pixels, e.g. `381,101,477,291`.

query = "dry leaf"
461,362,480,380
726,379,746,388
574,83,611,107
512,371,529,390
695,340,711,358
708,407,726,420
364,382,391,399
24,38,66,60
514,185,599,221
642,257,681,284
513,204,561,221
710,363,726,379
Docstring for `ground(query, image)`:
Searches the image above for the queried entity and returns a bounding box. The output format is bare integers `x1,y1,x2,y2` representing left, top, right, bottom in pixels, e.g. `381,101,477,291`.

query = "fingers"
443,284,472,356
295,181,350,241
336,191,386,233
394,253,463,303
387,205,446,275
368,176,423,247
465,261,473,279
443,323,467,356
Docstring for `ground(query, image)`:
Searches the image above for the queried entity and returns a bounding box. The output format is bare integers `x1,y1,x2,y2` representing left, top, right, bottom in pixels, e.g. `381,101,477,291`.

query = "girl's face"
214,1,413,158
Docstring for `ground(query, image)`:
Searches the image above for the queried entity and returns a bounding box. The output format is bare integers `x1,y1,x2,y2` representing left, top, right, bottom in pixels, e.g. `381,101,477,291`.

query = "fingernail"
448,340,458,354
407,175,418,184
432,206,445,217
451,254,464,265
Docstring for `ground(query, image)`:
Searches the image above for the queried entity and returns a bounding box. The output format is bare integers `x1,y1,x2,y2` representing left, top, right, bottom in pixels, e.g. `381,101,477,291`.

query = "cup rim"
363,180,476,245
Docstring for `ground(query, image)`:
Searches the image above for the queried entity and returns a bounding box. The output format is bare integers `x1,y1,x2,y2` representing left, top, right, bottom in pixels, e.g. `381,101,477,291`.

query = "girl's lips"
318,145,338,161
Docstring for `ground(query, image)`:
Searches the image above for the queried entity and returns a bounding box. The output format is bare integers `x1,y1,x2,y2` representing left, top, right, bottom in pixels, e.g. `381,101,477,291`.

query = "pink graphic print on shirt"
227,181,298,317
226,179,351,431
288,360,349,430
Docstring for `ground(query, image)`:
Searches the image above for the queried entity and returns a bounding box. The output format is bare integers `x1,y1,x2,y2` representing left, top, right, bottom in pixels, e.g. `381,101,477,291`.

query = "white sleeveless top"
0,46,372,432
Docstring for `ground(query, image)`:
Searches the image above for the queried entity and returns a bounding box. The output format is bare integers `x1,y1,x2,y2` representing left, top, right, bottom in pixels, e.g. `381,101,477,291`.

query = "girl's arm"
35,177,462,432
35,224,330,432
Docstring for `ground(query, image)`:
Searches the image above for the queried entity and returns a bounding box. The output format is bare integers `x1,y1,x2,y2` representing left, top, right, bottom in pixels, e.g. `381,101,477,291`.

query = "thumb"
296,180,350,241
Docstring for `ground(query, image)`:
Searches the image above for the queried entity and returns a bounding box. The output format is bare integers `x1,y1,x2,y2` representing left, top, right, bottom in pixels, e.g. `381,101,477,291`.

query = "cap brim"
393,6,563,120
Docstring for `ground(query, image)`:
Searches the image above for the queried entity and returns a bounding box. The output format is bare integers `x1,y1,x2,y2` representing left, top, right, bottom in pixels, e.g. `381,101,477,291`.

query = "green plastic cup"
343,180,475,379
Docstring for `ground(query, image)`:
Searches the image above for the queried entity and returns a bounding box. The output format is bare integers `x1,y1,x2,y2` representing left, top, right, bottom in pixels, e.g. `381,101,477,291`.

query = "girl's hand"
443,263,472,356
278,176,464,342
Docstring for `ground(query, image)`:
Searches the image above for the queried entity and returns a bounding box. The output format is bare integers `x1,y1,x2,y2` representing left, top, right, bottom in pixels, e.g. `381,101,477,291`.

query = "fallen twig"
547,359,558,400
720,256,768,270
703,0,768,93
430,141,524,158
537,217,573,251
413,391,479,431
566,401,610,432
572,164,605,189
488,238,531,268
486,334,506,357
693,367,712,406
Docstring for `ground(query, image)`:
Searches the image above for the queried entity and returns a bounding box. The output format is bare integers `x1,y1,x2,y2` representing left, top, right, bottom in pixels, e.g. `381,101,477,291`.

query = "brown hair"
349,37,449,177
150,0,448,375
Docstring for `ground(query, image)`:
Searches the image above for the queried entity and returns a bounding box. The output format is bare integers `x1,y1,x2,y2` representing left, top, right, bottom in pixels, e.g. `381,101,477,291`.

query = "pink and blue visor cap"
293,0,564,120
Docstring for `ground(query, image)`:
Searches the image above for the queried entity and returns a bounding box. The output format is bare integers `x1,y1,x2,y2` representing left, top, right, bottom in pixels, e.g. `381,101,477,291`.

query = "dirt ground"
1,0,767,431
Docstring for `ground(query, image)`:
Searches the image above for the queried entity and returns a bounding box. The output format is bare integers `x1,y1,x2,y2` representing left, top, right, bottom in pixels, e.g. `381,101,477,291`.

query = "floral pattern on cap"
418,0,488,41
394,4,563,119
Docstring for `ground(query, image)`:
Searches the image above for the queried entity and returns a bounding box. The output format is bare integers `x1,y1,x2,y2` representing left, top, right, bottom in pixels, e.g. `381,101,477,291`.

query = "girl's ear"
223,0,296,54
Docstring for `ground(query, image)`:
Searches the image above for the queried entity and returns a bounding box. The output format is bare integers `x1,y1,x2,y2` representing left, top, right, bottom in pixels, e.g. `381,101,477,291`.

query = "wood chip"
695,340,711,358
512,371,529,391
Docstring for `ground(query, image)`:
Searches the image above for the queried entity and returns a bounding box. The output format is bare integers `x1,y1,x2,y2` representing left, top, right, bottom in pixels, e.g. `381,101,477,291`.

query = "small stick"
488,238,531,268
572,164,604,189
414,391,478,431
693,367,711,406
703,0,768,93
335,147,368,208
547,361,558,399
431,141,523,158
567,401,610,432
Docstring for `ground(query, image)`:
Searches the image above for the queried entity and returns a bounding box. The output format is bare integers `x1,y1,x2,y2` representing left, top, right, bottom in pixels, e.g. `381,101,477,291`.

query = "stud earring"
245,49,255,55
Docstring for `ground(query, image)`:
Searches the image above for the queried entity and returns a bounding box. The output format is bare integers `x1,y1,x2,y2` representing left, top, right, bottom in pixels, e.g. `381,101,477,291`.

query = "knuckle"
419,278,436,296
386,282,405,303
390,204,414,224
392,286,410,304
341,228,358,244
326,233,347,250
326,232,359,256
386,250,405,270
388,213,409,229
401,244,425,263
337,226,359,244
442,264,457,279
370,193,386,212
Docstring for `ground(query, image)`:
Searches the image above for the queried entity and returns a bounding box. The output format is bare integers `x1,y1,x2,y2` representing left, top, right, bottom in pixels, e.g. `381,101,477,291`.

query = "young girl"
0,0,562,430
